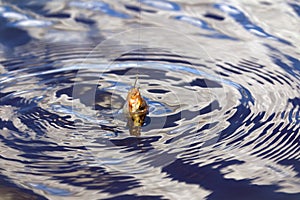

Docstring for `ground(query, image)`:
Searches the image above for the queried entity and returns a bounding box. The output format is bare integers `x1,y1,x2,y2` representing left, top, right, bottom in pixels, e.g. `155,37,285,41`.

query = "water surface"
0,0,300,199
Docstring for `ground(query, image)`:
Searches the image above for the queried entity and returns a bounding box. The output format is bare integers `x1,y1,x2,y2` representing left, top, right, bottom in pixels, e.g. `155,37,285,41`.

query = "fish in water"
125,76,148,136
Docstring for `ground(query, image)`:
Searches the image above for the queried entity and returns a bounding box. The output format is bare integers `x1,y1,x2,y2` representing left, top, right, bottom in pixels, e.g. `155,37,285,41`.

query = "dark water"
0,0,300,199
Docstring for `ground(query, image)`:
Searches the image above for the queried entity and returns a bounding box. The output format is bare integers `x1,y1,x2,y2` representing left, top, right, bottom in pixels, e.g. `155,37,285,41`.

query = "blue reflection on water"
214,3,292,45
29,183,72,196
69,1,130,18
141,0,181,11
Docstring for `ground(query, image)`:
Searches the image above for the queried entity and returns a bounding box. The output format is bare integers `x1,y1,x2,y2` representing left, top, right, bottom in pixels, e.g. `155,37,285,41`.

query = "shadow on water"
0,174,47,200
163,159,300,200
0,17,31,49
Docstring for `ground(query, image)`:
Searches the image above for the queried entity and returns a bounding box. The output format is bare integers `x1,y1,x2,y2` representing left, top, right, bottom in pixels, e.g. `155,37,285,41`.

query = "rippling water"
0,0,300,199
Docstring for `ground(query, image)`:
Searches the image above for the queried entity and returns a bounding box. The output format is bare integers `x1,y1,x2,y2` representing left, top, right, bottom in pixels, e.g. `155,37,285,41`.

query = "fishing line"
136,0,142,87
133,73,139,88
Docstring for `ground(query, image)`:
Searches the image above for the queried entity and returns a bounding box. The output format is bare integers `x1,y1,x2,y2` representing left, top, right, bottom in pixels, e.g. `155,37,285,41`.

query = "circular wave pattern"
1,38,299,199
0,1,299,199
